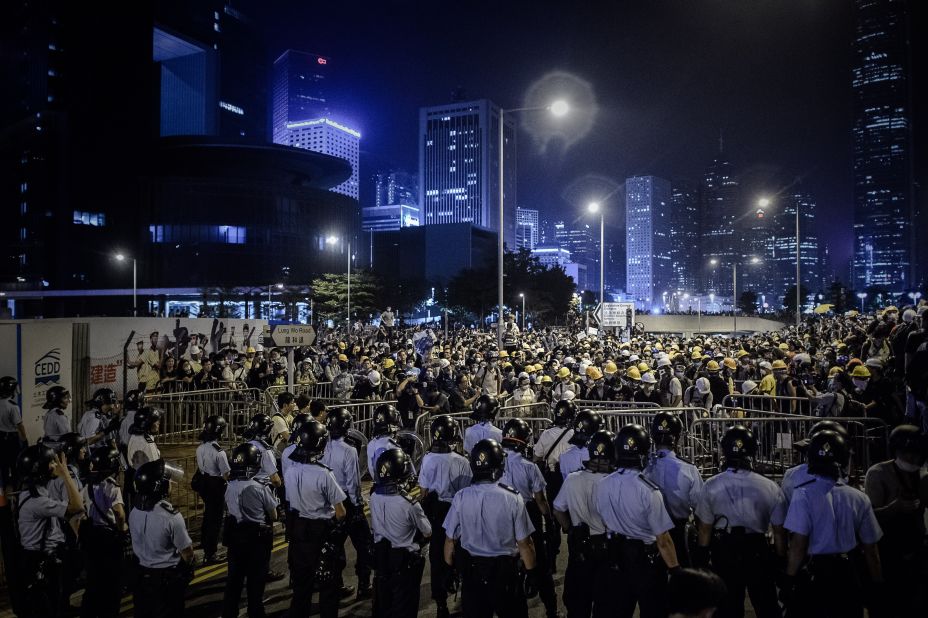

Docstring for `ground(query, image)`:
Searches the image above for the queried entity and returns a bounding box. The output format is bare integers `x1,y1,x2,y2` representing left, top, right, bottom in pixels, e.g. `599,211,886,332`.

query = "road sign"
266,324,316,347
593,302,635,329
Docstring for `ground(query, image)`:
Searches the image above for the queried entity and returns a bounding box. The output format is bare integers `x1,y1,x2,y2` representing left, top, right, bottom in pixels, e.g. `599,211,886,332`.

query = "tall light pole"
497,99,569,348
519,293,526,331
857,292,867,313
711,256,760,334
588,201,605,304
114,253,137,317
328,235,351,327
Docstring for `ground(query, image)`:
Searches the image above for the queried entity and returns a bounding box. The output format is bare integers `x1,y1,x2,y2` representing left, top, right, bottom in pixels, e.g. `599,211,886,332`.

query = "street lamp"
327,235,351,327
587,201,605,304
710,257,760,334
519,293,526,331
857,292,867,313
497,99,569,348
267,282,284,320
114,253,137,317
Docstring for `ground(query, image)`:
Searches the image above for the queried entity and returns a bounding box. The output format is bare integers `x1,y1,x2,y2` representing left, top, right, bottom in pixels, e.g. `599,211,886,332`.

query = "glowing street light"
549,100,570,117
857,292,867,313
519,293,526,331
113,253,137,316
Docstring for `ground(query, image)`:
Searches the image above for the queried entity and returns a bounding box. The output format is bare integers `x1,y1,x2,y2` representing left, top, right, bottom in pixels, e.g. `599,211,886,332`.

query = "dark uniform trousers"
525,501,558,614
80,524,124,618
458,549,528,618
424,496,453,604
542,468,564,570
669,517,690,568
199,476,227,560
343,500,373,587
563,529,611,618
134,564,190,618
372,539,425,618
222,520,273,618
21,547,66,618
786,554,864,618
605,535,668,618
710,530,780,618
288,517,339,618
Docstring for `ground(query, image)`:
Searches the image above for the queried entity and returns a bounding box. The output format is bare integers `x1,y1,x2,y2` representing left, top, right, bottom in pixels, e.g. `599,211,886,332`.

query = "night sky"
263,0,927,276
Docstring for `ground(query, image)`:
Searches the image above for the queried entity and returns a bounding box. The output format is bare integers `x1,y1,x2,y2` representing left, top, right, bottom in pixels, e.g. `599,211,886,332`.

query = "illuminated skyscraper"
669,180,700,292
852,0,915,290
418,99,516,246
374,171,418,209
283,119,360,199
271,49,330,145
765,191,821,304
516,207,539,250
626,176,673,309
700,146,741,295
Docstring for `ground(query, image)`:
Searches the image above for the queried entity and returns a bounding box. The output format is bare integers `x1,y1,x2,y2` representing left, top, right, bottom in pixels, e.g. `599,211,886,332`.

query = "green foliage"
311,271,380,323
783,284,810,314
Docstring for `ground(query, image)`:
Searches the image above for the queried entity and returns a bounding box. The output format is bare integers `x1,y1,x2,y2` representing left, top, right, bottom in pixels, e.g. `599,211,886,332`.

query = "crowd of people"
1,301,927,618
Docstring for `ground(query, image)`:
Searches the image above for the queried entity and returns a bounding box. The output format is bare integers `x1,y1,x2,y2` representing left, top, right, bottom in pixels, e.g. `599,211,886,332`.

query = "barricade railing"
264,382,334,407
335,400,397,438
575,400,661,409
163,454,204,536
499,402,552,419
145,387,268,444
722,393,815,416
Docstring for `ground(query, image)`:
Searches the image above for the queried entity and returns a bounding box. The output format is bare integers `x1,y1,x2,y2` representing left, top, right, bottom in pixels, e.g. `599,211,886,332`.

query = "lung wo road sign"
593,302,635,329
266,325,316,347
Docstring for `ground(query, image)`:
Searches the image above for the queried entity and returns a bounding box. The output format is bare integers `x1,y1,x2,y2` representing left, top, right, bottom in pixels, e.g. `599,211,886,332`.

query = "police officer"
501,418,560,618
195,415,230,564
694,425,785,618
280,412,312,481
594,424,680,618
127,406,162,473
129,459,195,618
370,448,431,618
117,389,142,506
781,420,848,504
418,414,472,617
443,439,538,618
552,429,615,618
42,385,72,444
368,403,413,480
322,407,373,599
559,409,603,479
283,420,347,618
244,413,282,488
783,430,884,617
80,446,126,618
463,394,503,454
78,388,118,449
644,411,703,567
16,444,84,618
533,399,577,571
221,443,279,618
47,432,87,601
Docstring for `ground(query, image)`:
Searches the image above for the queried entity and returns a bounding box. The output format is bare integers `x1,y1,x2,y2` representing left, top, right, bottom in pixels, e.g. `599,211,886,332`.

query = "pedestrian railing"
575,400,661,410
721,393,815,416
145,387,268,444
263,382,334,407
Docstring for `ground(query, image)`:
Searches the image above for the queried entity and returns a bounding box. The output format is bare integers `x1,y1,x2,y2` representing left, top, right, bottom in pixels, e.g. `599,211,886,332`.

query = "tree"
826,280,856,314
738,291,758,316
310,271,380,324
783,284,810,315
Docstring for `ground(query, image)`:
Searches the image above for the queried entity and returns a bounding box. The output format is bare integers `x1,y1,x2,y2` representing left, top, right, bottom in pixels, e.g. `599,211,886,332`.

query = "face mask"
852,379,868,391
895,458,921,473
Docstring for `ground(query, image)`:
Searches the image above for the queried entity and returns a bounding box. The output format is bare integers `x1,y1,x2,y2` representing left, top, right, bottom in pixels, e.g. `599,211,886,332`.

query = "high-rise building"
669,180,700,293
419,99,516,246
271,49,330,145
283,119,360,199
852,0,915,290
626,176,673,309
553,220,598,291
374,171,418,209
362,204,420,233
765,191,821,304
516,207,539,250
701,146,741,295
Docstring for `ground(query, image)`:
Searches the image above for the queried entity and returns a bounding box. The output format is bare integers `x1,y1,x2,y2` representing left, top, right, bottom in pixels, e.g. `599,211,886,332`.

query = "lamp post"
519,293,526,331
497,99,569,348
114,253,137,317
857,292,867,313
267,282,284,320
711,256,760,334
327,235,351,327
587,201,605,304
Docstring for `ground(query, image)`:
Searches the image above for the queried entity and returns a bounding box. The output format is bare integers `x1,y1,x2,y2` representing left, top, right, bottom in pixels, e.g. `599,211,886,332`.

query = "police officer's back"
533,399,577,571
443,439,537,618
244,413,282,488
781,420,848,505
367,404,407,479
559,409,602,480
194,415,230,564
126,407,162,471
463,395,503,455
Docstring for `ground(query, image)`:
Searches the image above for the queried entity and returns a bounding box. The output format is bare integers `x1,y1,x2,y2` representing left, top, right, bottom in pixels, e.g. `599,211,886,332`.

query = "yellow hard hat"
338,341,347,350
691,351,702,360
771,359,788,370
502,361,512,369
382,358,395,369
337,354,348,362
723,358,737,371
850,365,871,379
706,360,720,372
541,375,553,384
603,361,618,375
524,364,535,373
586,366,603,381
884,305,899,313
778,343,789,351
654,342,664,351
692,346,703,354
637,362,650,373
246,347,256,354
828,366,844,377
499,350,509,358
626,366,642,381
735,350,749,359
556,367,571,379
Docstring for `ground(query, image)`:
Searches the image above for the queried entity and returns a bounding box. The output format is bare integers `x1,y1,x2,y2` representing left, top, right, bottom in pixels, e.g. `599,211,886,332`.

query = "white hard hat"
368,370,382,386
640,372,658,384
741,380,758,394
254,344,264,353
696,377,711,395
656,357,671,369
561,389,576,401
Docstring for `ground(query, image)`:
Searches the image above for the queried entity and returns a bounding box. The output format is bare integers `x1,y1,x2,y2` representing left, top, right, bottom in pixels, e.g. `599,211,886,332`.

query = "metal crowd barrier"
163,454,204,536
145,387,268,445
264,381,334,406
575,400,661,409
722,393,815,416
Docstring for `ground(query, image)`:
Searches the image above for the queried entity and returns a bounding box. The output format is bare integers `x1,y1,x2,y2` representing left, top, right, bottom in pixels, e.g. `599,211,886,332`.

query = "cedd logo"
35,348,61,385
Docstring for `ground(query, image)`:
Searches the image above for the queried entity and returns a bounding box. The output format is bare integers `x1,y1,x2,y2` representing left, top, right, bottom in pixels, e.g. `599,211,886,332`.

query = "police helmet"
56,433,87,463
290,420,328,463
0,376,19,399
650,411,683,447
326,408,353,440
501,418,532,453
131,406,163,434
552,399,578,427
90,446,121,479
229,443,263,480
372,404,401,436
809,419,849,440
889,424,925,461
471,394,500,422
615,424,651,469
568,409,603,446
720,425,757,469
429,415,460,450
289,413,312,442
244,413,273,441
124,389,142,411
87,388,117,408
375,448,413,488
16,444,56,487
585,430,617,473
806,431,849,478
42,385,70,410
133,459,172,510
199,415,227,442
469,439,506,482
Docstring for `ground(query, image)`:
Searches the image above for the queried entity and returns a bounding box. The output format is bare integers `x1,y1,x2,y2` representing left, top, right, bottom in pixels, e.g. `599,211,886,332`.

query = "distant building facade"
516,207,539,250
283,119,360,199
271,49,330,144
626,176,672,309
669,180,700,293
765,191,821,305
362,204,420,233
374,171,418,209
701,148,741,295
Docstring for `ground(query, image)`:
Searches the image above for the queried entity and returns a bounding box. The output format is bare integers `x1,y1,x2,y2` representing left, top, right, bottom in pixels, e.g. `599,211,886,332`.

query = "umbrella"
813,304,834,314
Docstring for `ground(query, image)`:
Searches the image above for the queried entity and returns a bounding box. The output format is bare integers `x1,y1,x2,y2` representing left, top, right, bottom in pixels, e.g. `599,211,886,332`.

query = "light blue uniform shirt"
784,475,882,554
595,468,674,543
85,476,123,528
418,451,472,503
695,468,787,534
283,461,346,520
559,444,590,480
370,493,432,552
443,482,535,557
248,439,278,481
281,443,297,480
553,469,609,535
367,436,417,481
17,486,68,551
501,450,546,503
463,422,503,455
321,437,362,505
644,448,704,520
128,501,193,568
780,463,814,504
0,399,22,433
196,441,231,477
77,409,105,440
225,478,278,524
42,408,71,442
48,464,83,504
119,410,137,447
